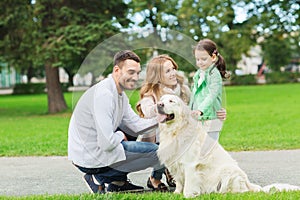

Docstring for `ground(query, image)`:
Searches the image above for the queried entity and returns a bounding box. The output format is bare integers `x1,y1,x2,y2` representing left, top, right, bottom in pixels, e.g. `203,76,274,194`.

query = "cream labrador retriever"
156,94,299,197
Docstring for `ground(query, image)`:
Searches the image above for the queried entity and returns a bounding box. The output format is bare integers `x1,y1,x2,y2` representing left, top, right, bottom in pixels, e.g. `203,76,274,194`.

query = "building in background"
0,63,23,88
235,45,263,76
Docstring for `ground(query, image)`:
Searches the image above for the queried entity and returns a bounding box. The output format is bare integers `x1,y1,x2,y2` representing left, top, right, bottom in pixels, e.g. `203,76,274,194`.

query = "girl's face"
195,49,217,70
161,60,177,88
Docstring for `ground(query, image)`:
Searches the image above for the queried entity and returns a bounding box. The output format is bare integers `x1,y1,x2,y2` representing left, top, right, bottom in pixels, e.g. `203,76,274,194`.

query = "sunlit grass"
0,83,299,156
1,190,299,199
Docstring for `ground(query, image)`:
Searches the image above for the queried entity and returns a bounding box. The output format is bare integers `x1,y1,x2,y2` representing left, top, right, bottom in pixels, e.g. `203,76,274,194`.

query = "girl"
190,38,229,155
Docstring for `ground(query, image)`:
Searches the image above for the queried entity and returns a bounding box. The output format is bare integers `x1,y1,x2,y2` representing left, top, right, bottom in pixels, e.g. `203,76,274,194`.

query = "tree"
0,0,129,113
128,0,180,36
0,0,37,79
127,0,299,73
245,0,300,70
177,0,258,72
262,35,292,71
127,0,257,72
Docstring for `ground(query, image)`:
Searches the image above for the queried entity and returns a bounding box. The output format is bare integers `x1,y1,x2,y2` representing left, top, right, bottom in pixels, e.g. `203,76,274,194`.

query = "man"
68,50,167,193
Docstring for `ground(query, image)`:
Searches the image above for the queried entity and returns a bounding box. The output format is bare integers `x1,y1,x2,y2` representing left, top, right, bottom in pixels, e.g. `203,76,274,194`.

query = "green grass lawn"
0,93,72,156
0,83,300,199
0,83,300,156
221,83,300,151
1,190,300,200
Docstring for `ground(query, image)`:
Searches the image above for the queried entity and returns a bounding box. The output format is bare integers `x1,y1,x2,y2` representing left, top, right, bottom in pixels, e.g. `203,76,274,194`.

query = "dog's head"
157,94,204,166
157,94,190,125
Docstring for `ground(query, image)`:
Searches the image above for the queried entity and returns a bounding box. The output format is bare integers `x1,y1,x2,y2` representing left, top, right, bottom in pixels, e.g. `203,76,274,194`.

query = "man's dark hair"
113,50,141,67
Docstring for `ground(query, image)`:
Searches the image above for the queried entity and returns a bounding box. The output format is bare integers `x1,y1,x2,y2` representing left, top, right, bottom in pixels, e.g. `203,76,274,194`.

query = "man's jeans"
75,141,165,185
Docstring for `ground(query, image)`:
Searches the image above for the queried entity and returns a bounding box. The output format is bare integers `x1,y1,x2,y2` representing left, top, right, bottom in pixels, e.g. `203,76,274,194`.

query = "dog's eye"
169,100,174,103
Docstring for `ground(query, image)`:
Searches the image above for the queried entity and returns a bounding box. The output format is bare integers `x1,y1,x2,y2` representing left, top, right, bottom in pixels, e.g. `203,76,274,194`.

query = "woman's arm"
140,96,157,118
216,108,226,120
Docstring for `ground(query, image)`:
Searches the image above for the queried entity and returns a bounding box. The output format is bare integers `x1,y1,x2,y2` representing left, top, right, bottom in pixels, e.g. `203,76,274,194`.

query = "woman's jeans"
75,141,165,185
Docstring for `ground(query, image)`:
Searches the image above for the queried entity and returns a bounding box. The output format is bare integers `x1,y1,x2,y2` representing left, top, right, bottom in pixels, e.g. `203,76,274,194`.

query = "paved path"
0,149,300,196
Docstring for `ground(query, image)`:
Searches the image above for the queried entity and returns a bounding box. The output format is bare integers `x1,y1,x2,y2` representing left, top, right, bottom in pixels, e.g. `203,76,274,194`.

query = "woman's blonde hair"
136,54,189,117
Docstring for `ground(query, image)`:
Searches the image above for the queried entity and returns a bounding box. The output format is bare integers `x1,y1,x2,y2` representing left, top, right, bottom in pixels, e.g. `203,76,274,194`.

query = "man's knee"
122,141,158,153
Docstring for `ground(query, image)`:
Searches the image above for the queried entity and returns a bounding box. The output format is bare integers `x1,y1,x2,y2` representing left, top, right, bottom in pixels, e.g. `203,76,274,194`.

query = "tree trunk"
26,66,34,83
45,63,67,113
63,67,74,86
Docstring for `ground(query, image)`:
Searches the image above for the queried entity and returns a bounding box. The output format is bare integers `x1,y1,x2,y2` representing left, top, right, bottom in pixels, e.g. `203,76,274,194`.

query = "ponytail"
215,53,230,79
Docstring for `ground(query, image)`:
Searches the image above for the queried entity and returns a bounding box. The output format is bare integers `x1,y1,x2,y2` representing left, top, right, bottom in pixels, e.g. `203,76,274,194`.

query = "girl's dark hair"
193,39,229,79
113,50,141,68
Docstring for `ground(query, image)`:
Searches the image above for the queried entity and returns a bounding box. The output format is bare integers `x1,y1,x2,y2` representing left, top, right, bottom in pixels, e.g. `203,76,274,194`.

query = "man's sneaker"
107,180,144,192
83,174,105,194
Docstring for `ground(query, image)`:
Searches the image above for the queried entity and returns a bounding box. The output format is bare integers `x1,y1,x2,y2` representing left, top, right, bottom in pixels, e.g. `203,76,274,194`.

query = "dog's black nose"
157,102,164,108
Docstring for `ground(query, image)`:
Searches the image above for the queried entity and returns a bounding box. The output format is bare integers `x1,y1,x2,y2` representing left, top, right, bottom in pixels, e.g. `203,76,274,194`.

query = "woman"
136,54,191,189
137,54,191,141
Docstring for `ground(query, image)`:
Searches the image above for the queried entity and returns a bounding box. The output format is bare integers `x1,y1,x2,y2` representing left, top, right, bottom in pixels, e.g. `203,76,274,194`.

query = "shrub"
13,83,46,94
229,74,257,85
13,83,70,94
266,72,300,84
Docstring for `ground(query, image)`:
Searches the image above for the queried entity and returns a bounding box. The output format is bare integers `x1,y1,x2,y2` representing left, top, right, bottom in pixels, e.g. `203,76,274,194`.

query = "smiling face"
161,60,178,88
195,49,217,71
114,59,141,92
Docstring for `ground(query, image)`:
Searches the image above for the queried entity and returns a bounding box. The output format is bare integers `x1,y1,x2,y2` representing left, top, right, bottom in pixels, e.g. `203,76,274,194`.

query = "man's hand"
123,132,128,141
217,108,226,121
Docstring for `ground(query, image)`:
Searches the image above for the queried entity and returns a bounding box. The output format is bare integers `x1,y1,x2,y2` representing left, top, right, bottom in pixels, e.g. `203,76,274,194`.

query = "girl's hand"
217,108,226,121
191,110,202,119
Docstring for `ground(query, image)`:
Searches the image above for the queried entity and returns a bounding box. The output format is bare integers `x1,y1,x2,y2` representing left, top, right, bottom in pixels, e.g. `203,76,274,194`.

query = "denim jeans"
75,141,165,185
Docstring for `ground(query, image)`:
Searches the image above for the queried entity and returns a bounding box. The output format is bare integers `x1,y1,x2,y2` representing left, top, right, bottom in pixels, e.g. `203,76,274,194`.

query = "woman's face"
161,60,177,88
195,49,216,71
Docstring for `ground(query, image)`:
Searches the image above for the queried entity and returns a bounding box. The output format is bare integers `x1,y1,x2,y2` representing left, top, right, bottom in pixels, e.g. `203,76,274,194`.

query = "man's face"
117,59,141,91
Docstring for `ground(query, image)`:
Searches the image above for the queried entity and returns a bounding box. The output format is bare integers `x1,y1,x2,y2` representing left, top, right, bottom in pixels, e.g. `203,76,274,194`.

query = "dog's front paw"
174,189,181,194
184,191,201,198
174,186,183,194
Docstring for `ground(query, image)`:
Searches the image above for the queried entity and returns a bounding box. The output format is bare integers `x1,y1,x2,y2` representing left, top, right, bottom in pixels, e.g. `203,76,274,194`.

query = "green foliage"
13,83,46,94
129,0,180,31
33,0,128,74
229,74,257,85
266,72,300,84
177,0,257,71
13,83,70,95
262,35,293,71
128,0,299,74
0,0,130,113
0,1,36,72
226,72,300,86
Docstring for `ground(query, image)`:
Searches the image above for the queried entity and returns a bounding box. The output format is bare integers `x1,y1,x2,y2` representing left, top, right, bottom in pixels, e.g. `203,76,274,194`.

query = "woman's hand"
217,108,226,121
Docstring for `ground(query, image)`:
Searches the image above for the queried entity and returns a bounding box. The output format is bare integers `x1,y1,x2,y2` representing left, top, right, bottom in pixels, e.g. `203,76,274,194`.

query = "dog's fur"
156,94,299,197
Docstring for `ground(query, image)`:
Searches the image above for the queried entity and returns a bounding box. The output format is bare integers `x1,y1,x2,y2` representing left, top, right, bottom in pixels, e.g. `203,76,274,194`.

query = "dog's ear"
174,96,190,120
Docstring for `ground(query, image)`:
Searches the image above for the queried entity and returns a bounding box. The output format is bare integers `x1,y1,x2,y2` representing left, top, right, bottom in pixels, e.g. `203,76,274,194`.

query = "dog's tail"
262,183,300,192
